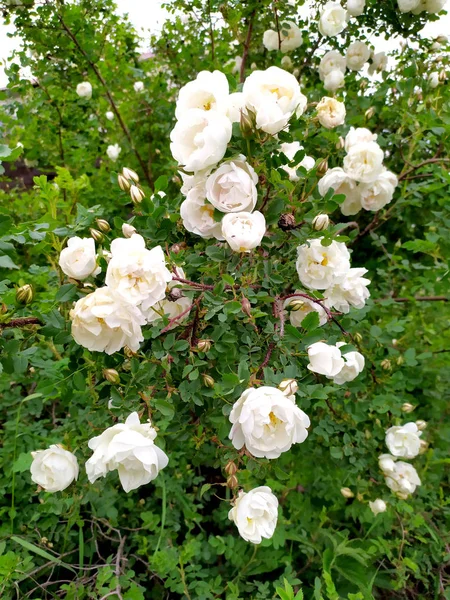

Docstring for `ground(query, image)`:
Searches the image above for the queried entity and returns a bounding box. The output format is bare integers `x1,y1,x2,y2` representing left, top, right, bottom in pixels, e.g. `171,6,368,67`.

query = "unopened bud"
241,296,251,317
289,299,305,312
278,213,296,231
439,69,447,82
312,214,330,231
401,402,415,413
396,356,404,366
278,378,298,396
16,284,34,305
436,35,448,44
340,487,354,499
293,68,300,78
365,107,375,120
381,359,392,371
1,302,8,314
197,339,212,353
118,173,131,192
416,419,427,431
227,474,239,489
122,167,139,183
240,107,255,137
419,439,429,454
335,136,345,150
96,218,110,233
90,228,104,243
317,158,328,176
122,223,136,238
354,332,363,343
202,373,215,388
224,460,237,476
359,79,368,90
122,359,132,371
281,55,292,70
130,184,145,204
103,368,120,384
124,346,137,358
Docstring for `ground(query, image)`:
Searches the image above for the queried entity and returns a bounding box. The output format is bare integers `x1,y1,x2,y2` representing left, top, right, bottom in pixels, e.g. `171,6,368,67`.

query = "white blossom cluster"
319,127,398,215
318,44,385,93
318,1,366,38
263,21,303,53
397,0,447,14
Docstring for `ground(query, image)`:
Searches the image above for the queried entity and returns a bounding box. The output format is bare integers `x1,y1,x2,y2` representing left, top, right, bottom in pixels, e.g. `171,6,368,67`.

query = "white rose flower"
369,499,387,515
343,141,384,183
359,170,398,211
70,287,145,355
333,342,365,384
221,211,266,253
284,294,328,327
106,143,121,162
180,184,224,240
105,234,172,311
170,108,232,172
368,51,388,75
226,92,246,123
324,69,345,92
30,445,79,493
384,461,421,498
324,267,371,313
318,2,348,37
428,72,440,88
379,453,397,473
242,66,307,135
318,167,361,215
175,71,229,119
228,486,278,544
263,22,302,53
179,169,210,195
59,237,100,280
106,111,114,121
280,141,315,181
347,0,366,15
86,412,168,493
345,127,378,152
205,156,258,213
346,42,371,71
317,97,346,129
263,29,279,51
134,81,144,92
319,51,346,81
425,0,446,13
144,269,192,328
397,0,421,11
229,386,310,459
307,341,345,377
76,81,92,99
281,56,293,69
385,422,422,458
122,223,137,238
296,238,350,290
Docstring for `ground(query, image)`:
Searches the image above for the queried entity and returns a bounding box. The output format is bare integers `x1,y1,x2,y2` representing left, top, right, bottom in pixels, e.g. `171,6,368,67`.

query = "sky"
0,0,448,87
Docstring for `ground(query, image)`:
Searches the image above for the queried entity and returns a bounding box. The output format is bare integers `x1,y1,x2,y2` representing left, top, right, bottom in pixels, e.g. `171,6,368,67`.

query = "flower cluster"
318,43,372,93
318,127,398,215
397,0,446,14
307,341,365,384
263,21,303,53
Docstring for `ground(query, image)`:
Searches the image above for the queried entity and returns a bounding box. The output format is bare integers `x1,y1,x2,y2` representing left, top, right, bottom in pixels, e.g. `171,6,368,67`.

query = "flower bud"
278,378,298,396
240,107,255,138
278,213,296,231
312,214,330,231
224,460,237,476
227,474,239,489
293,68,300,78
122,359,132,371
340,487,354,499
439,69,447,82
437,35,448,44
122,167,139,183
197,339,212,353
96,218,111,233
124,346,137,358
419,439,429,454
241,296,252,317
401,402,415,413
103,368,120,384
317,158,328,176
365,107,375,120
396,356,404,366
202,373,215,388
359,80,368,90
381,359,391,371
416,420,427,431
130,184,145,204
354,332,363,343
289,299,305,312
281,56,292,70
122,223,137,238
1,302,7,314
118,173,131,192
90,228,104,244
335,136,345,150
16,284,34,305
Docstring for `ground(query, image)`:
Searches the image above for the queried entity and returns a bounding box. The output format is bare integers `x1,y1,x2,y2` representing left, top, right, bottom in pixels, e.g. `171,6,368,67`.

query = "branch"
159,304,194,334
399,157,450,181
376,295,448,303
240,10,255,83
253,342,275,380
273,1,282,50
0,317,42,329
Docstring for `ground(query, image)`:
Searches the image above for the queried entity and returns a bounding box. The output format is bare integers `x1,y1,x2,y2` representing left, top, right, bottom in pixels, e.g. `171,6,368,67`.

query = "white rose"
70,287,145,355
369,499,387,515
346,42,371,71
226,92,246,123
106,111,114,121
180,184,224,240
86,412,168,493
343,141,384,183
122,223,137,238
397,0,420,11
59,237,100,280
296,238,350,290
179,169,210,195
324,267,371,313
333,342,365,384
425,0,446,13
384,461,421,498
347,0,366,16
175,71,229,119
221,211,266,253
359,170,398,211
144,269,192,328
307,341,345,377
318,167,361,215
76,81,92,99
106,143,121,162
134,81,144,92
106,234,172,311
205,156,258,213
281,56,293,69
30,445,79,493
428,72,440,88
319,51,346,81
284,294,328,327
242,66,307,135
317,97,346,129
263,29,279,51
368,52,388,75
385,422,422,458
280,142,315,181
170,108,232,172
279,21,303,53
229,386,310,459
345,127,377,151
324,69,345,92
318,2,348,37
379,453,397,473
228,486,278,544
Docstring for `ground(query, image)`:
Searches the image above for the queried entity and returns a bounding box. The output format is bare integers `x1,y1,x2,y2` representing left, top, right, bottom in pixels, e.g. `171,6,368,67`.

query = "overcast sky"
0,0,448,87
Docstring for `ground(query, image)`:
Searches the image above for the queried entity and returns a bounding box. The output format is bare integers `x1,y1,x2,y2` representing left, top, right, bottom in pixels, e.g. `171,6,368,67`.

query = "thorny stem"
240,10,255,83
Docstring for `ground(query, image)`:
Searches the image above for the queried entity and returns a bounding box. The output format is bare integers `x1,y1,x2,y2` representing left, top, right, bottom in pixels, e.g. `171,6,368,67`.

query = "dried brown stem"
0,317,42,329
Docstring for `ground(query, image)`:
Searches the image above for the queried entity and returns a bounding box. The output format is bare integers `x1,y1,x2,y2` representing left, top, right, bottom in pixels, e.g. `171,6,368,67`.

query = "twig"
399,157,450,181
159,304,194,334
273,1,282,50
350,212,380,244
376,296,448,303
208,0,215,61
240,10,255,83
253,342,275,379
0,317,42,329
